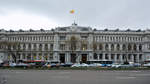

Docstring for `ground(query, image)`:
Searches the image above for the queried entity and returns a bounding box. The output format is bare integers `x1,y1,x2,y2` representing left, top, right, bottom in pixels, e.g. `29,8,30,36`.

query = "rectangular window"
59,36,66,40
99,54,103,59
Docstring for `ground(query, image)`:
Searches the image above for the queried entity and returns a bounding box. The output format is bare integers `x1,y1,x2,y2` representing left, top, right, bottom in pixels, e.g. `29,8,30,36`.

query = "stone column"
10,54,13,62
31,44,34,50
103,53,105,60
120,54,123,63
20,44,23,50
137,54,139,63
137,45,139,52
89,52,93,61
109,44,111,51
97,54,100,60
42,44,45,51
20,53,23,60
48,44,50,51
26,44,28,51
120,44,123,51
114,54,117,63
114,44,117,51
131,54,134,62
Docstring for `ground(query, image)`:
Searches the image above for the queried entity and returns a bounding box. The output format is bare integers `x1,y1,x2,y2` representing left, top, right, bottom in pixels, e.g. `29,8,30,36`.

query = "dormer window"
81,28,88,31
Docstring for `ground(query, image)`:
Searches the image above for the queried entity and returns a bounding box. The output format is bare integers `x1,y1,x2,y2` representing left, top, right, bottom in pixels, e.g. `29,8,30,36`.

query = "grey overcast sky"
0,0,150,30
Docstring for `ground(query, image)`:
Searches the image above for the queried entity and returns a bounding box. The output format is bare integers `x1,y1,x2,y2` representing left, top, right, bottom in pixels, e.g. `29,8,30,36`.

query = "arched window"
105,44,108,51
28,44,31,50
33,44,36,50
133,44,137,51
99,44,103,50
117,44,120,51
17,44,21,50
139,44,142,51
45,44,48,50
122,44,126,51
13,45,16,50
111,44,114,51
128,44,132,51
93,53,97,59
23,44,26,50
39,44,42,51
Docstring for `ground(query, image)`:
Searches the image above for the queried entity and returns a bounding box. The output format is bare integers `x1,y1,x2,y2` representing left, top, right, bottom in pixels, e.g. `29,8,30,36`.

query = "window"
93,53,97,59
33,44,36,50
111,54,114,60
17,44,21,50
28,44,31,50
139,54,142,60
128,54,131,60
111,44,114,51
99,54,103,59
60,44,65,50
105,54,108,59
39,44,42,51
45,44,48,50
99,44,103,50
117,44,120,51
122,44,126,51
50,44,53,50
133,44,137,51
139,44,142,51
128,44,132,51
105,44,109,51
49,53,53,60
59,36,66,40
117,54,120,60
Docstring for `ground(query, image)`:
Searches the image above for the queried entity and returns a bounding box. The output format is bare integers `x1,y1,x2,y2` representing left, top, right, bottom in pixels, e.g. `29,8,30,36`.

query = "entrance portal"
60,54,65,63
71,54,76,63
81,54,87,63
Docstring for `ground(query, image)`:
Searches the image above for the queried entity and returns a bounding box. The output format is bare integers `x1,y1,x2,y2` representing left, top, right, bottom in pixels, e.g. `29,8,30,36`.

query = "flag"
70,10,75,14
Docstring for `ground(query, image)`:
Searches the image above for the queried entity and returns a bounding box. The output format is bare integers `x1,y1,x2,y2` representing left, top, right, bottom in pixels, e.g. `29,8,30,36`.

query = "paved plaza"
0,70,150,84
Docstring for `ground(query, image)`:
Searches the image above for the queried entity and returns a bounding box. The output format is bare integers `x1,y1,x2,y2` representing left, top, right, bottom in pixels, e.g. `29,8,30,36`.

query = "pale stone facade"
0,23,150,64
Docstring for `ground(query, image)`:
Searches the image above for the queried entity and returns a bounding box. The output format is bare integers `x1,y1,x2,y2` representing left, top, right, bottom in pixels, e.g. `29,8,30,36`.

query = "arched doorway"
81,54,87,63
71,53,76,63
60,54,65,63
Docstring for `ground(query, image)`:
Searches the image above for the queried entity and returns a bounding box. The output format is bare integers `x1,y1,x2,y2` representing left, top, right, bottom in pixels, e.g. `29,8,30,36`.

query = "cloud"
0,0,150,30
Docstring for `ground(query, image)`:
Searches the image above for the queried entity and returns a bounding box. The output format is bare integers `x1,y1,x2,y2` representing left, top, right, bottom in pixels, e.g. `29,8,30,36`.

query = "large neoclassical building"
0,23,150,64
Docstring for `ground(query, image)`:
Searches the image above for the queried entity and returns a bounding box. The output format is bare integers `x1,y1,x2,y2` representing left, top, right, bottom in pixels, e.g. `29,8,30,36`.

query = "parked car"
16,63,29,68
60,63,73,67
71,63,89,67
80,63,89,67
88,63,102,67
133,63,141,67
9,63,17,67
101,64,112,67
71,63,81,67
64,63,73,67
143,63,150,67
111,63,122,68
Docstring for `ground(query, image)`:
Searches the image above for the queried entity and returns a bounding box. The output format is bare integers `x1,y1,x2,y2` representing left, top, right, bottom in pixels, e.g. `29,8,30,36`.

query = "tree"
93,42,97,51
0,41,21,63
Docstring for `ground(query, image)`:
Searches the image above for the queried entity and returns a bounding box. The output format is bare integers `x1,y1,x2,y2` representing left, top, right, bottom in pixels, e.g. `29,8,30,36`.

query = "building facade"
0,23,150,64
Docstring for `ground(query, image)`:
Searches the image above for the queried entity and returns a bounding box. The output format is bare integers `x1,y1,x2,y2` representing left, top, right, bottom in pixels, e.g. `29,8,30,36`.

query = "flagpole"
70,9,76,25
